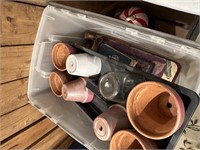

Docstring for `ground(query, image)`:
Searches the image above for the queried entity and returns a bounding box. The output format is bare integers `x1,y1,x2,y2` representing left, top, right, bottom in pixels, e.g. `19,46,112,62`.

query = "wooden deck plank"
0,78,29,116
15,0,47,6
0,117,56,149
0,1,74,149
0,46,32,84
0,1,43,45
0,104,44,141
56,135,74,149
30,127,69,150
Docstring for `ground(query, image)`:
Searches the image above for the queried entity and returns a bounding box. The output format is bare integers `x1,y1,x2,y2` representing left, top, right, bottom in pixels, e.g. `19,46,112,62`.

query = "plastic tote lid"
143,0,200,15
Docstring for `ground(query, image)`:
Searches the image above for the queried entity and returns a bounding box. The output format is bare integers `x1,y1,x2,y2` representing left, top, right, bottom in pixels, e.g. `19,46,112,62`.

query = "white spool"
66,53,102,77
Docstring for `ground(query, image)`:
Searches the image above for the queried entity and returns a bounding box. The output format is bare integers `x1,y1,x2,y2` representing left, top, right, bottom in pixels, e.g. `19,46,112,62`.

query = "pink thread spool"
62,77,94,103
119,7,149,27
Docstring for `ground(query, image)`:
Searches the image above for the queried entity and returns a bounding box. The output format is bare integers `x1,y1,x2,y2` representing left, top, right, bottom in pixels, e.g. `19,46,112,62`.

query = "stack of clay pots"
49,42,102,103
93,80,185,150
49,42,185,150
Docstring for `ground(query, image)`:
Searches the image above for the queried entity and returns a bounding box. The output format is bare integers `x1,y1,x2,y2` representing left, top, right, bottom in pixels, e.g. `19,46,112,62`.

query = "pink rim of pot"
52,42,76,71
126,81,185,140
110,130,157,150
49,71,73,97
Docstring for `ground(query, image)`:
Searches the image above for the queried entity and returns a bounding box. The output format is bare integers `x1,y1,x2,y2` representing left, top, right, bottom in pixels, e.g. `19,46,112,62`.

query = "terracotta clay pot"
127,81,185,140
52,42,77,71
49,71,73,97
62,77,94,103
93,104,132,141
110,130,157,150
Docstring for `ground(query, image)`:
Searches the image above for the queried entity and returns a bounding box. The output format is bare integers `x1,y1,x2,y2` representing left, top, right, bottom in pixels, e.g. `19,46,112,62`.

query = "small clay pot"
93,104,132,141
62,77,94,103
49,71,73,97
52,43,77,71
127,81,185,140
110,130,157,150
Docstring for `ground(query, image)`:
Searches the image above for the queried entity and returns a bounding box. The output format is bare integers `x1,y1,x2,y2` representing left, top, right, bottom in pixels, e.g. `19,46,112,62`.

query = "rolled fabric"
66,53,102,77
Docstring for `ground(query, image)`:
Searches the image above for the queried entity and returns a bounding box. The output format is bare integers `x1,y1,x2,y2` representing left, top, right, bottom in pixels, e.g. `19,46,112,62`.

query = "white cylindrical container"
66,53,102,77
